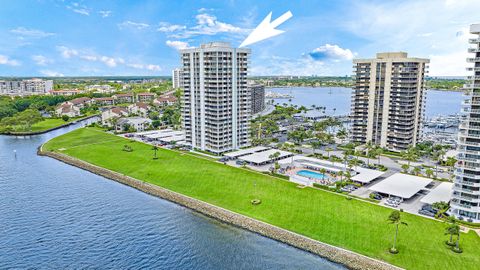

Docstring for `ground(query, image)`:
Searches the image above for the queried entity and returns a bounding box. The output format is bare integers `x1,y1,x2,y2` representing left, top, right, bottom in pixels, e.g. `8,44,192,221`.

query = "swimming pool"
296,170,327,180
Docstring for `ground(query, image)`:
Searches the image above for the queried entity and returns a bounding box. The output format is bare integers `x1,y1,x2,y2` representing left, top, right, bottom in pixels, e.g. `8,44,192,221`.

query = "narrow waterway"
0,120,345,269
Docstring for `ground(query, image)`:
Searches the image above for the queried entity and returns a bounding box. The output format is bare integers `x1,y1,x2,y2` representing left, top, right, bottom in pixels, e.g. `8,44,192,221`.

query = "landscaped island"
41,128,480,270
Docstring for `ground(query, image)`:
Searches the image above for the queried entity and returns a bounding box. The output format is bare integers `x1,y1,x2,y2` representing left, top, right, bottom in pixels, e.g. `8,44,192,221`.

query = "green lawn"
44,128,480,270
30,118,75,132
24,114,95,133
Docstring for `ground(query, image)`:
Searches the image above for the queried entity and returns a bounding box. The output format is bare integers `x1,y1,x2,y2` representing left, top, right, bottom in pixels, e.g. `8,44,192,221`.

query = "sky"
0,0,479,77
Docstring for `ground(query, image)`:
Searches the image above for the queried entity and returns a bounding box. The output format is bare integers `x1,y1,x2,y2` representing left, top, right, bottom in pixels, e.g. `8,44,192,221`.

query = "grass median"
44,127,480,270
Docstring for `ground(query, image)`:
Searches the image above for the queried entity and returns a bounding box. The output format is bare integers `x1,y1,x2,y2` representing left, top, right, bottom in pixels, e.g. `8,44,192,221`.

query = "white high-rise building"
451,23,480,222
172,68,181,89
0,78,53,96
180,42,251,154
350,52,429,152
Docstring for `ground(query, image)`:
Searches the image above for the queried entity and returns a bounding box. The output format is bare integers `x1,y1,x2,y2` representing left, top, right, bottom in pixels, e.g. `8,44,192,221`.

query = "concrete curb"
38,148,403,270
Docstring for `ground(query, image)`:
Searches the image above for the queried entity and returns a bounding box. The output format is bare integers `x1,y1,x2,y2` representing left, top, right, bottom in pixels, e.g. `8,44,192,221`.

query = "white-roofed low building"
116,117,152,132
369,173,432,199
239,149,294,165
224,146,269,159
351,167,387,184
420,182,454,205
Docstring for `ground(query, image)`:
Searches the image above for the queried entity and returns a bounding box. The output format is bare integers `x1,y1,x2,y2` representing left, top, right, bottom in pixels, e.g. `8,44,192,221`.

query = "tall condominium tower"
180,42,251,154
350,52,429,152
451,24,480,222
248,81,266,114
172,68,181,89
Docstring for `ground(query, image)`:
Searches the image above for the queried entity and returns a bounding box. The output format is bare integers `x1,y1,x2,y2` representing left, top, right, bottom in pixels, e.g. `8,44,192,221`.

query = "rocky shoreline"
38,148,403,270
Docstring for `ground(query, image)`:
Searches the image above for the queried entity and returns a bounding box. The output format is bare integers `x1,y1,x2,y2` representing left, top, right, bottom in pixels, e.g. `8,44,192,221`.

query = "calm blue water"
0,120,345,269
270,87,464,118
297,170,327,180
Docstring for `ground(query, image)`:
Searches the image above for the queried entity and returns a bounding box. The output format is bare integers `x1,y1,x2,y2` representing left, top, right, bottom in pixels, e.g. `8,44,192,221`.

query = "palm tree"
425,168,434,179
445,216,457,246
387,210,408,254
152,145,159,159
401,146,418,167
432,149,446,179
412,166,421,176
375,148,384,165
338,171,344,182
320,168,327,181
401,164,410,173
311,140,322,155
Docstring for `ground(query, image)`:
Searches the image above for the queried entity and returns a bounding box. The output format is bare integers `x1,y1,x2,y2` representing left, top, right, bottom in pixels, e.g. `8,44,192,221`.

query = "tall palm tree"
387,210,408,254
319,168,327,181
152,145,159,159
375,148,384,165
445,217,457,246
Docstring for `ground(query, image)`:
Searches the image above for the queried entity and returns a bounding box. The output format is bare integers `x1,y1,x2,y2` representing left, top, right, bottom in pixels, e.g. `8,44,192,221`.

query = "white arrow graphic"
239,11,293,48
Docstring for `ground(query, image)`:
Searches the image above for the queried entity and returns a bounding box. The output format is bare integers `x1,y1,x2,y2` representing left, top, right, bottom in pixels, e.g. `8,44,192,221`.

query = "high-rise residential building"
0,78,53,96
350,52,429,152
248,81,265,114
180,42,251,154
172,68,181,89
451,23,480,222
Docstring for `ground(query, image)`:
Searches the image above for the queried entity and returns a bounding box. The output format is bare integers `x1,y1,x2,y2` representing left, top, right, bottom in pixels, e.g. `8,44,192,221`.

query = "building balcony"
453,185,480,194
467,57,480,62
456,180,480,187
469,38,480,43
450,201,479,211
468,48,480,53
456,170,480,179
452,193,480,203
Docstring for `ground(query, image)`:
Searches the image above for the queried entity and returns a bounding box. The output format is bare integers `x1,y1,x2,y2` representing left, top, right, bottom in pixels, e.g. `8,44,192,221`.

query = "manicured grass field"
30,118,76,132
44,128,480,270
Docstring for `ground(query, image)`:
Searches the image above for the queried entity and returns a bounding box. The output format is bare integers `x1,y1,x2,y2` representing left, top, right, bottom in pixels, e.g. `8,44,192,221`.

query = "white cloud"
57,46,79,58
166,40,193,50
157,22,186,32
0,55,21,66
55,46,161,71
127,63,161,71
99,10,112,18
165,12,248,38
66,3,90,16
190,13,246,36
306,44,355,62
40,70,64,77
118,21,150,30
32,55,52,66
10,27,55,38
100,56,118,67
342,0,480,76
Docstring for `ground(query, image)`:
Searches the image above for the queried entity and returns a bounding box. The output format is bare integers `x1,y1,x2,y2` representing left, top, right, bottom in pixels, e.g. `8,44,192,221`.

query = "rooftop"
239,149,293,164
224,146,269,158
420,182,453,205
369,173,432,199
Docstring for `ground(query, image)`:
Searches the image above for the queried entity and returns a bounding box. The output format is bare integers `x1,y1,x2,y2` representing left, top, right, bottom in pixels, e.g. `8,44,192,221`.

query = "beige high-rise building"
180,42,251,154
350,52,429,152
172,68,181,89
451,23,480,222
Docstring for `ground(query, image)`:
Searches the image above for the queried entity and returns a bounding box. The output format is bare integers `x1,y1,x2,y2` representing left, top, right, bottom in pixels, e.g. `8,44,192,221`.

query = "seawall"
38,148,403,270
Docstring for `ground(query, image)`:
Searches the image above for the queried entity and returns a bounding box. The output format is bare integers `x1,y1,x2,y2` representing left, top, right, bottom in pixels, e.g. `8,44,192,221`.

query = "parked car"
236,160,246,166
418,209,435,217
370,192,382,200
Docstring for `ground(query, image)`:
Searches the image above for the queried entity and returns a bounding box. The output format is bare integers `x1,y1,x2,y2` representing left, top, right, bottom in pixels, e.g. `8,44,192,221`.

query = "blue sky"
0,0,479,77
